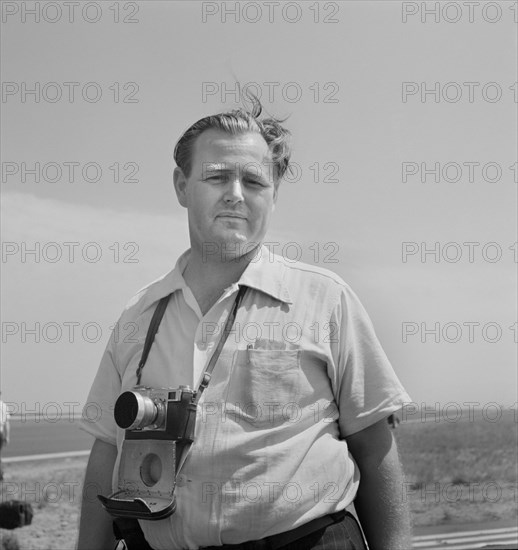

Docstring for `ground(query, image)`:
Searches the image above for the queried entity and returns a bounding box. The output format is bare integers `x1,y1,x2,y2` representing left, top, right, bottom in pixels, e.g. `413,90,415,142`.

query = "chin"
218,234,259,257
216,230,248,244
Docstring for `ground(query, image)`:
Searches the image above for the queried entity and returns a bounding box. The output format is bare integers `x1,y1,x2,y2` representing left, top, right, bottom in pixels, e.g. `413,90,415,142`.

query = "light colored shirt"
0,401,8,425
0,400,10,442
80,247,410,549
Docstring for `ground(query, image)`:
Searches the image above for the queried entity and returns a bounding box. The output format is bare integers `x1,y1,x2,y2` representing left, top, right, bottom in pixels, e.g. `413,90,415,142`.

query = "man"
0,392,11,480
77,101,412,549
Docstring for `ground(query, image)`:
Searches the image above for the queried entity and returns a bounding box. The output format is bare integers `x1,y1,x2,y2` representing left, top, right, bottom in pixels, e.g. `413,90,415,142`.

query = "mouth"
217,212,247,219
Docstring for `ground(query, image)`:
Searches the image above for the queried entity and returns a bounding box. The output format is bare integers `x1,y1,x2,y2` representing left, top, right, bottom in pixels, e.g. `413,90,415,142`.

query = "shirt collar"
238,245,292,304
140,245,292,312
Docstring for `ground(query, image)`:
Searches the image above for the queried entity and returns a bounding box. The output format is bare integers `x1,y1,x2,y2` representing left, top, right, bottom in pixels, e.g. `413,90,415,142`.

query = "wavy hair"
173,96,292,185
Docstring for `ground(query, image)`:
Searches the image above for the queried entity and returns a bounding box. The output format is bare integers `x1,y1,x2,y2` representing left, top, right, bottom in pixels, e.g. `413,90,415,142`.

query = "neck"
182,243,259,315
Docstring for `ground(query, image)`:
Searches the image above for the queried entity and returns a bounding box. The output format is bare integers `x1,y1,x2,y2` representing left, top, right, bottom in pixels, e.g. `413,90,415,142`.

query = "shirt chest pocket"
224,349,302,429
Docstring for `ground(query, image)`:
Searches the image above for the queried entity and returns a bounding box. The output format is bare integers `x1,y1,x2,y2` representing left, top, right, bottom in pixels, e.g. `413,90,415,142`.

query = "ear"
272,180,279,208
173,167,188,208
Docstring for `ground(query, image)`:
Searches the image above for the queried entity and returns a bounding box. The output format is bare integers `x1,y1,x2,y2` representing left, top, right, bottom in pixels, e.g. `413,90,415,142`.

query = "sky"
1,1,516,418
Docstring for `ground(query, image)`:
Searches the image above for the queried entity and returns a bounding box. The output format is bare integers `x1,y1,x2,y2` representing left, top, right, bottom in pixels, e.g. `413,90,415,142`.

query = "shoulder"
118,270,175,323
117,250,188,322
280,255,347,285
265,253,363,319
273,253,352,297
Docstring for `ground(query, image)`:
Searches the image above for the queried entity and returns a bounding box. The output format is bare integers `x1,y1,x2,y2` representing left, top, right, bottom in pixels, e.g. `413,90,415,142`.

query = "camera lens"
114,391,158,430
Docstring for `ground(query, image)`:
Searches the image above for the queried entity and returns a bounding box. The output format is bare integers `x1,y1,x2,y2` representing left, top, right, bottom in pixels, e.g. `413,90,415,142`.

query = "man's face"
174,129,278,259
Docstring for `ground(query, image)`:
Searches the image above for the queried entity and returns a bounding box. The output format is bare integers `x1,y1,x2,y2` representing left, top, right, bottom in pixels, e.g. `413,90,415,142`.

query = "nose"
223,177,244,204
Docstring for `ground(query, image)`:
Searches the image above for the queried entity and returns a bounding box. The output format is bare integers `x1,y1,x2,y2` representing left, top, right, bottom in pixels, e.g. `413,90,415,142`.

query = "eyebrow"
203,166,232,174
203,164,268,179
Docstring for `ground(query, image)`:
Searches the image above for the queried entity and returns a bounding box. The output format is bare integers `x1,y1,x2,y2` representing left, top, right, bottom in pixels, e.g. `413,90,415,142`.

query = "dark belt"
199,509,347,550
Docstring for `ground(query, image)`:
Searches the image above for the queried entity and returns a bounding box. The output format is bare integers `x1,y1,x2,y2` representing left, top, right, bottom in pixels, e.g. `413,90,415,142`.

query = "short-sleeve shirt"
0,401,9,433
80,246,410,550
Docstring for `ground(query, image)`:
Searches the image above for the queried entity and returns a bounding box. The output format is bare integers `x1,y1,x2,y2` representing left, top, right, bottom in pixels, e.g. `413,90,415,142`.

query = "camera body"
98,385,197,520
115,385,197,442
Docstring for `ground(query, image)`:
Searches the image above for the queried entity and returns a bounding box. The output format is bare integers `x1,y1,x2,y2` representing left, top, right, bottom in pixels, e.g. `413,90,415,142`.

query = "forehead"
191,129,272,169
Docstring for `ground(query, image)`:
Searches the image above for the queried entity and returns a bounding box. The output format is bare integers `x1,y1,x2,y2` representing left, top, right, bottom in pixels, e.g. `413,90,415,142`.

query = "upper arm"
89,438,118,467
345,417,395,469
80,338,122,446
84,438,118,489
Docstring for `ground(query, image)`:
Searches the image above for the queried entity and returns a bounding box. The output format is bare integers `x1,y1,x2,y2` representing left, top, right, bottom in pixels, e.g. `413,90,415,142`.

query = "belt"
199,509,347,550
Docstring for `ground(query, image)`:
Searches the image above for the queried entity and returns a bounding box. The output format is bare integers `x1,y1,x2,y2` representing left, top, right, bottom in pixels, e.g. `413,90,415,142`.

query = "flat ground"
1,412,516,549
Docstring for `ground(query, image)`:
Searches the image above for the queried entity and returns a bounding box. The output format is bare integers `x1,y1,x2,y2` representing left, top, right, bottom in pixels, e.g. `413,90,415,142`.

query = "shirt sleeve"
329,284,411,437
79,330,121,446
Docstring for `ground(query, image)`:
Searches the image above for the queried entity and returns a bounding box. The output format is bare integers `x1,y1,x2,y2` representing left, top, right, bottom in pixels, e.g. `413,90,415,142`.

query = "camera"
98,385,197,520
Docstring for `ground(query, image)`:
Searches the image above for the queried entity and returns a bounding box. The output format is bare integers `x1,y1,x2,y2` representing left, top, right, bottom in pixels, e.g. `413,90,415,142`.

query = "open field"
0,457,86,550
395,410,517,526
1,412,516,549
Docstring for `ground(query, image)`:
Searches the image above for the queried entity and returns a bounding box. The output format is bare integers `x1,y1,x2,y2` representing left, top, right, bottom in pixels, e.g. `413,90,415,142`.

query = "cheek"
188,189,210,213
260,197,276,216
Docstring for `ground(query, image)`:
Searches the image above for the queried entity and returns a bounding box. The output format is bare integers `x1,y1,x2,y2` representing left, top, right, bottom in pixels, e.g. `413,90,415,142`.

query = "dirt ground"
1,457,86,550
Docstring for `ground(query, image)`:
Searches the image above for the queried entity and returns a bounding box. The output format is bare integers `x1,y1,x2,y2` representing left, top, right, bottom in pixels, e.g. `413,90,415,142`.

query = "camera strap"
135,284,247,388
136,293,172,385
194,284,247,405
134,284,247,481
175,284,247,478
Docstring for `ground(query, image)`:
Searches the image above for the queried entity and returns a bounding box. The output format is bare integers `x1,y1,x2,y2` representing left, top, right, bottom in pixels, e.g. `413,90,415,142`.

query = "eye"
245,176,265,186
205,174,226,182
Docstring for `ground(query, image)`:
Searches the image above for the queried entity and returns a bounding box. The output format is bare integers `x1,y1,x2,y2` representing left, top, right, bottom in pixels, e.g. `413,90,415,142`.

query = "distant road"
412,524,518,549
4,450,90,463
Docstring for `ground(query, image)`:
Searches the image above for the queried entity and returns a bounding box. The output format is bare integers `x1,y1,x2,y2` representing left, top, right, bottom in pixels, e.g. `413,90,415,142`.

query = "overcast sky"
1,1,516,418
